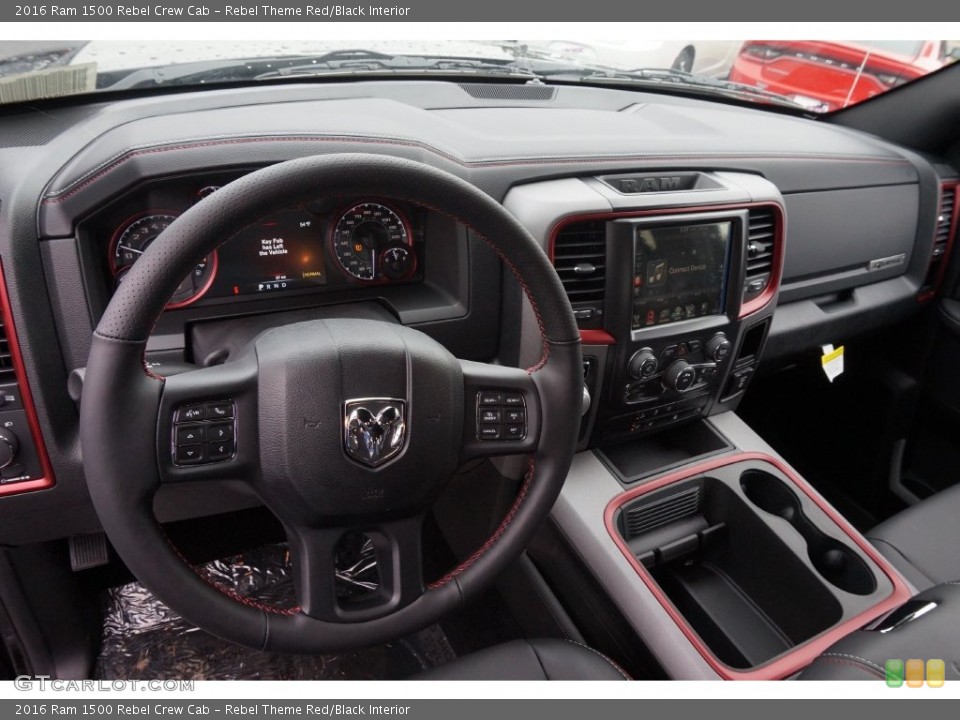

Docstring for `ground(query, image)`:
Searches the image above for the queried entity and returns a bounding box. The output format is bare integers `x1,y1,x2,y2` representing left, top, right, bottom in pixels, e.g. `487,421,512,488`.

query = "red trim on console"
603,451,913,680
547,201,787,328
918,181,959,304
579,329,616,345
738,204,785,319
0,260,55,497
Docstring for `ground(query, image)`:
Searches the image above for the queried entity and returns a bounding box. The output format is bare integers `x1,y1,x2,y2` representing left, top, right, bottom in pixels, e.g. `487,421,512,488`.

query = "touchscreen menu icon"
646,260,667,286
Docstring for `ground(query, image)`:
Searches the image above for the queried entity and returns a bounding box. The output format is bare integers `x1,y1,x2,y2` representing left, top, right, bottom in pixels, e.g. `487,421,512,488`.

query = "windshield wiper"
254,50,541,80
537,65,807,110
99,50,540,91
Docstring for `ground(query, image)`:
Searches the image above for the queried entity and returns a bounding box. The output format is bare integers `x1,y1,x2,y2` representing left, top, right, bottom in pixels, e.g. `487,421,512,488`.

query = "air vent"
624,486,702,539
0,319,16,384
920,184,958,297
743,208,776,303
552,220,606,327
933,186,956,260
458,83,557,101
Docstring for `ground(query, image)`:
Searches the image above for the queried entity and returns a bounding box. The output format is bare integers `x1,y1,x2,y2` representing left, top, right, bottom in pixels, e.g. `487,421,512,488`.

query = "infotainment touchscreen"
631,221,731,330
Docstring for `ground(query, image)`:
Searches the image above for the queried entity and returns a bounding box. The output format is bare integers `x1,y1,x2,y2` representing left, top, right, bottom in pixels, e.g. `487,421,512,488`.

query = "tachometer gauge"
109,213,217,309
331,202,412,281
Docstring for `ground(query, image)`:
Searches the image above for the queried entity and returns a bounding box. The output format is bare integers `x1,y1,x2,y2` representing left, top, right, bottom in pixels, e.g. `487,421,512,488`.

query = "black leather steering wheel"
80,154,583,653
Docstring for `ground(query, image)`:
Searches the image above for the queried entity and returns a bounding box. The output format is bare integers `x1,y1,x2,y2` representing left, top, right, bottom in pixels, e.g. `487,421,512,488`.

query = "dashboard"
0,78,956,545
82,173,426,314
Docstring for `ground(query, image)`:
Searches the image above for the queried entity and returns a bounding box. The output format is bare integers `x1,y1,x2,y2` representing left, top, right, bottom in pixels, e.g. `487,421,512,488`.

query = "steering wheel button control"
503,424,525,439
479,426,502,440
177,404,205,422
204,401,234,420
207,442,233,461
175,444,206,465
479,409,502,425
476,391,527,441
176,424,206,445
504,409,525,424
478,391,501,405
172,400,236,466
207,422,233,442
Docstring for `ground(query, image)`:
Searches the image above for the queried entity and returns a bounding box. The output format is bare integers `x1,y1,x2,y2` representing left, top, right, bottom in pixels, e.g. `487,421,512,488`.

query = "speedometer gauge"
109,213,217,309
331,202,412,281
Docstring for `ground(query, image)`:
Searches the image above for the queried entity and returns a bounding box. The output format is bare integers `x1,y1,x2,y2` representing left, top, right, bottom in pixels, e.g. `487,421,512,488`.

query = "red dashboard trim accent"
603,451,913,680
579,329,616,345
165,249,219,310
919,181,960,303
0,260,56,497
108,210,219,310
547,201,787,327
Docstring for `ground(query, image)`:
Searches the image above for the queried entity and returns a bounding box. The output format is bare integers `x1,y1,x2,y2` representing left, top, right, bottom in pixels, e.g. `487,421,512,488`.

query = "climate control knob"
0,428,20,469
705,333,732,363
663,360,697,393
628,348,658,379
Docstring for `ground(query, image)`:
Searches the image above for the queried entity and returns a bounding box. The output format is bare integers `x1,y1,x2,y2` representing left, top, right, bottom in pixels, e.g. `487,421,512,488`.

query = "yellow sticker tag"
821,345,844,383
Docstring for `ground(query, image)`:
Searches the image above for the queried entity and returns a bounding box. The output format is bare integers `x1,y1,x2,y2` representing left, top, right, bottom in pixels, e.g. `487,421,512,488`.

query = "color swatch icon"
885,659,946,687
927,659,945,688
906,659,925,688
885,659,904,688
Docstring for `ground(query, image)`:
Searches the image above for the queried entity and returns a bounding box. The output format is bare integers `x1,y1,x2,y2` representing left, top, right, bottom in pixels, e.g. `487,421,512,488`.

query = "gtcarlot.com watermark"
14,677,195,692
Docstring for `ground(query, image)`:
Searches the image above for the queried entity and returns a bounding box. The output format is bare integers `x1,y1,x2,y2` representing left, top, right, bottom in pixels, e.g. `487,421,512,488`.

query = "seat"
867,483,960,591
415,639,630,680
799,582,960,681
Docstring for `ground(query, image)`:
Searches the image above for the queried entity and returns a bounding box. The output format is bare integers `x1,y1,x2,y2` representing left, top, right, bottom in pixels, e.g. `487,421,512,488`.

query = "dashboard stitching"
427,458,534,589
41,134,913,204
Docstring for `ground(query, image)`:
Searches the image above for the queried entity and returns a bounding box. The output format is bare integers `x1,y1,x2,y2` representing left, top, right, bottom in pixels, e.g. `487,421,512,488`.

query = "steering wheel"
80,154,583,653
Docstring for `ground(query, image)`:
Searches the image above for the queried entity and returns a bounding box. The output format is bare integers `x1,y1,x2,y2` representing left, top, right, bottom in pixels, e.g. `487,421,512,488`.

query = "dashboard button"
478,426,501,440
478,391,501,406
504,409,525,424
207,422,233,443
479,409,501,425
176,404,205,422
687,340,702,353
207,442,233,461
175,444,206,465
659,345,678,364
503,424,525,439
176,424,206,446
204,401,234,420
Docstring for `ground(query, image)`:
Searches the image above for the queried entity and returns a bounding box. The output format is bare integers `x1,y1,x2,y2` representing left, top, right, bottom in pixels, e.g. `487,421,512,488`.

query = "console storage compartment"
613,456,896,671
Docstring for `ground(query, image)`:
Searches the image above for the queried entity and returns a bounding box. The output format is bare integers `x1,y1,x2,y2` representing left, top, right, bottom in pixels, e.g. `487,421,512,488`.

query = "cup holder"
740,470,876,596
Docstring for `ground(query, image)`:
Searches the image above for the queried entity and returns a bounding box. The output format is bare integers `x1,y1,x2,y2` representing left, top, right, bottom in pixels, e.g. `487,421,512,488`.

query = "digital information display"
631,221,731,330
212,208,328,297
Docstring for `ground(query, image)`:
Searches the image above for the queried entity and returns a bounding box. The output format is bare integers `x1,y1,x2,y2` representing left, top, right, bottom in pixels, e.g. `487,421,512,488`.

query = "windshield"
0,38,956,112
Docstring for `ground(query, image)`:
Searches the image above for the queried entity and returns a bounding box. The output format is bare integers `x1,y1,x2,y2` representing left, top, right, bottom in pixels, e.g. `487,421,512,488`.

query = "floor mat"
94,544,457,680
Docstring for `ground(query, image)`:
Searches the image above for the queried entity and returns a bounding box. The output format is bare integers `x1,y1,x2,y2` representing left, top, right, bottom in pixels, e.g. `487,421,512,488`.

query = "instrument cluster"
99,176,423,310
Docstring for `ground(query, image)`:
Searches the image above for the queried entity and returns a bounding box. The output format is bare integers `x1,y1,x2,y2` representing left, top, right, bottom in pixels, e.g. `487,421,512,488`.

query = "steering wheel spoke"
287,515,426,622
81,154,581,653
459,359,541,462
156,352,260,484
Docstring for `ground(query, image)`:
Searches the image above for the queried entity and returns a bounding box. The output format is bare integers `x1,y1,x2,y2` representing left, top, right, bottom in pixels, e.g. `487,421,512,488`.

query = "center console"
542,412,914,680
598,205,780,441
502,170,784,449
